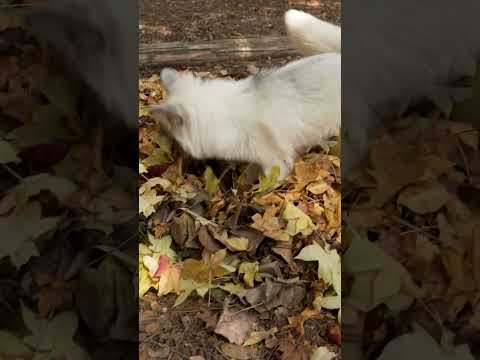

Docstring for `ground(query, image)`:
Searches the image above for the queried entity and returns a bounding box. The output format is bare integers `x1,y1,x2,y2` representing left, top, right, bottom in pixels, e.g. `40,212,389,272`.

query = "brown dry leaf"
181,249,235,283
197,309,218,329
214,307,256,345
243,326,278,346
239,278,307,312
368,141,428,205
221,343,252,360
250,206,290,242
397,181,449,214
288,308,323,336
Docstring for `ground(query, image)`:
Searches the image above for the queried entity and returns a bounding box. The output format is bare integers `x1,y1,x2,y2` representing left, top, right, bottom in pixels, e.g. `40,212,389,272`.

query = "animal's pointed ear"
161,68,181,89
150,104,185,131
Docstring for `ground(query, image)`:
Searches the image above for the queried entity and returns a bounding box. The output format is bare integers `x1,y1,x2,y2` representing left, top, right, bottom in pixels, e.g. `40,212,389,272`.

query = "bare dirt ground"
139,0,341,76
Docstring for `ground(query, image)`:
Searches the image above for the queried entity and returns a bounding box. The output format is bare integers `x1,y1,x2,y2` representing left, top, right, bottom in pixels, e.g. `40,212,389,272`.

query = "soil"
139,0,341,76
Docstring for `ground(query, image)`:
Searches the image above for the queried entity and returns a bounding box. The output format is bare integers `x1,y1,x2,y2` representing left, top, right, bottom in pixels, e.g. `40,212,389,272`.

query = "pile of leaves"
343,69,480,359
139,74,342,359
0,4,137,359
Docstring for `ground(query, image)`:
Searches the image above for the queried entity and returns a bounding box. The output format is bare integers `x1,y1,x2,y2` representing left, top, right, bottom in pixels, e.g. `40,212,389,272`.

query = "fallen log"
139,36,297,67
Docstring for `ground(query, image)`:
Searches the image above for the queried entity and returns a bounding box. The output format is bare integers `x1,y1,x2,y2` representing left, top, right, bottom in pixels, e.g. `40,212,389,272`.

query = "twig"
229,302,265,315
2,164,23,182
455,137,472,183
390,215,437,240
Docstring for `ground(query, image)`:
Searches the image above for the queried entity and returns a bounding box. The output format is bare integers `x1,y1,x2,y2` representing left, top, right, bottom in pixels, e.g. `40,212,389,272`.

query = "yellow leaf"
307,180,330,195
243,327,278,346
182,249,234,283
211,229,249,252
139,262,153,297
219,283,245,295
282,202,315,237
203,167,220,195
254,165,280,192
251,208,290,242
295,242,340,296
138,188,164,217
238,262,259,288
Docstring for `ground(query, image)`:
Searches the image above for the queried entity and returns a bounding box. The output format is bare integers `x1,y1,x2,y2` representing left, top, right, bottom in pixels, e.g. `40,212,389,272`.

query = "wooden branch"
139,36,297,67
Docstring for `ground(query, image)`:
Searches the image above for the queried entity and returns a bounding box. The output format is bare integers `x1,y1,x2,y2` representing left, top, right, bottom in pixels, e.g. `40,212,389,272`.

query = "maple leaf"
251,206,290,242
143,255,182,297
282,202,315,237
238,261,260,288
21,303,89,360
211,228,249,252
173,278,210,307
139,178,171,217
181,249,235,284
0,202,61,268
139,188,164,217
295,242,341,303
378,324,474,360
343,229,425,312
147,234,177,260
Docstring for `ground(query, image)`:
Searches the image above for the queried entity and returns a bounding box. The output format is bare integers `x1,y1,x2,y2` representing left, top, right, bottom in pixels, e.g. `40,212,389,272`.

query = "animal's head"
151,68,205,157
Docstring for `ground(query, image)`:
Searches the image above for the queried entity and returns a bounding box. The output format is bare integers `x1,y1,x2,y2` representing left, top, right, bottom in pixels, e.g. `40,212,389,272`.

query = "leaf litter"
343,68,480,359
0,4,137,359
139,73,341,358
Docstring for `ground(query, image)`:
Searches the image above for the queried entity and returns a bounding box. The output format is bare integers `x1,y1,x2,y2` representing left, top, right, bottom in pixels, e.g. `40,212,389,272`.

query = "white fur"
152,11,341,180
288,4,480,178
284,9,341,56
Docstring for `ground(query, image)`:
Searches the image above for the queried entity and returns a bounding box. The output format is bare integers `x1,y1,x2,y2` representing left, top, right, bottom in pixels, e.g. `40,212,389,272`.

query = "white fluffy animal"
152,11,341,180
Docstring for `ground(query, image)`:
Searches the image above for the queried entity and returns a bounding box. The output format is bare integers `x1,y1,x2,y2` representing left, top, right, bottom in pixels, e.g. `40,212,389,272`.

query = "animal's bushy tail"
284,9,341,56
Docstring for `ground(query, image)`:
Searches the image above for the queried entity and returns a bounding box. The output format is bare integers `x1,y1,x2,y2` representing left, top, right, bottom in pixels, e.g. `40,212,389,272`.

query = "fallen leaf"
243,327,278,346
215,307,256,345
254,165,280,192
310,346,336,360
282,202,315,237
397,181,448,214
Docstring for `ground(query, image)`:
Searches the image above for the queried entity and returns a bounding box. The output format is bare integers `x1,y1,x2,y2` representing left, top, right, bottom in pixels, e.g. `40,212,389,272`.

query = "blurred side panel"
0,1,138,359
342,0,480,359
